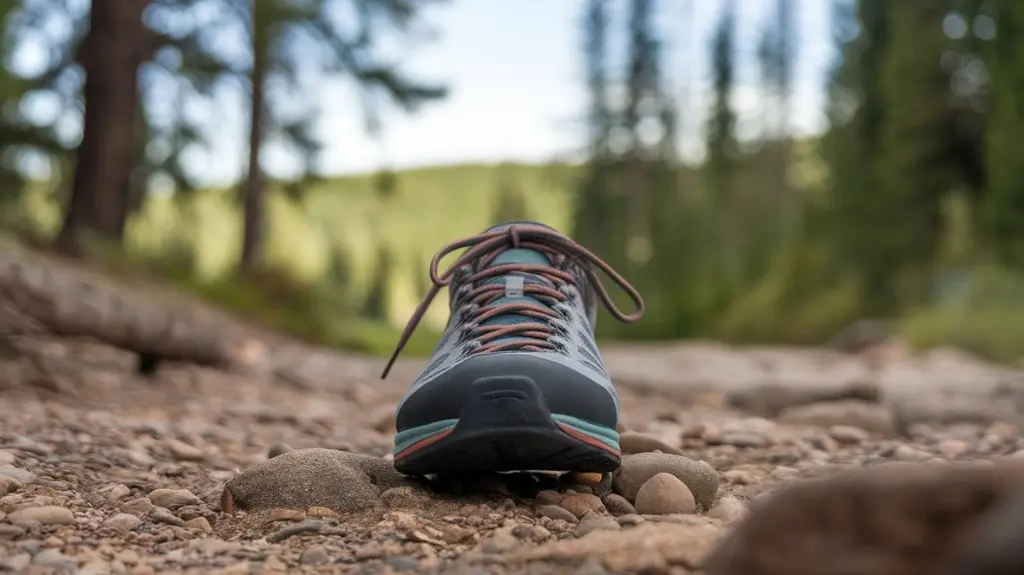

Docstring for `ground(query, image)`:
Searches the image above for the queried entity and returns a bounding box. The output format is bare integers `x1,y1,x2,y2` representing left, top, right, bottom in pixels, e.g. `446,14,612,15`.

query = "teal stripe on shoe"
393,415,620,457
394,419,458,455
551,414,620,452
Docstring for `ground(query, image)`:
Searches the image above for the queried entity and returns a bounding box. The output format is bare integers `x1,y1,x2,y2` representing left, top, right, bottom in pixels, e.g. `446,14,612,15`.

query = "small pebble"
707,496,748,524
612,452,719,509
619,432,684,455
829,425,869,444
148,488,199,509
712,432,769,448
536,504,579,523
267,520,322,543
300,545,330,564
106,484,132,501
103,513,143,532
121,497,155,516
150,507,185,526
32,549,76,571
535,489,564,505
0,467,37,484
481,527,520,553
575,510,621,537
0,524,25,540
601,493,638,516
633,473,696,515
166,438,205,461
0,476,20,496
186,516,213,533
893,445,931,462
566,471,604,486
558,493,606,518
11,436,52,456
8,506,74,526
616,514,644,527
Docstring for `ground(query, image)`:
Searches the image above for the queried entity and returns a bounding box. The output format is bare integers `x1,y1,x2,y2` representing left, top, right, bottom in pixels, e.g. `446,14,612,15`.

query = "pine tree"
823,0,891,311
983,2,1024,266
705,0,741,295
873,1,958,306
706,0,737,203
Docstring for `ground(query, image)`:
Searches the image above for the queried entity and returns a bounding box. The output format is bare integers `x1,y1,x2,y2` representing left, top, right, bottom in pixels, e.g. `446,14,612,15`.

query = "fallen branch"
0,252,237,369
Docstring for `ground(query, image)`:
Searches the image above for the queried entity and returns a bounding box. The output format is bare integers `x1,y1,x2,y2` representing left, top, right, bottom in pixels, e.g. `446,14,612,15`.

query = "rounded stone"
633,473,696,515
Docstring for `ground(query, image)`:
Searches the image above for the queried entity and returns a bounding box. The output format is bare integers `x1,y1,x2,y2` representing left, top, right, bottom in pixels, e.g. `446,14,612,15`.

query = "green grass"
17,161,579,334
10,162,580,357
136,162,580,354
899,266,1024,364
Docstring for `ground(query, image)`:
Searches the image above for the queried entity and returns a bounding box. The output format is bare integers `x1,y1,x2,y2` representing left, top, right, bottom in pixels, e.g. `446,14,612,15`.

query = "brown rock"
0,476,19,497
634,473,696,515
379,485,436,510
121,497,155,516
494,522,721,573
535,489,564,505
619,431,685,455
305,505,337,519
575,510,621,536
8,505,74,526
702,461,1024,575
942,488,1024,575
0,523,25,540
727,381,880,418
260,508,307,525
707,496,748,524
186,516,213,533
565,471,604,486
536,504,579,523
225,448,412,513
102,513,142,532
828,425,869,444
777,400,896,435
558,493,606,518
166,438,205,461
613,452,719,510
148,488,199,509
601,493,638,516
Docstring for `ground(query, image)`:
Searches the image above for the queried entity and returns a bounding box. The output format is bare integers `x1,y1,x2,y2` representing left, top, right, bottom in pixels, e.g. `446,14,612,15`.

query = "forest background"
2,0,1022,364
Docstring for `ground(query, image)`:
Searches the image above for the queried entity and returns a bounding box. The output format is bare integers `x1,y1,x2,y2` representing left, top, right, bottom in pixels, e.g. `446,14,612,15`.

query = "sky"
9,0,836,186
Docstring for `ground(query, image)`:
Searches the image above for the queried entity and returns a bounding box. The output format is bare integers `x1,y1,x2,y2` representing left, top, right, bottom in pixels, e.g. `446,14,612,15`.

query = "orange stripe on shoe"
395,429,453,460
558,423,621,457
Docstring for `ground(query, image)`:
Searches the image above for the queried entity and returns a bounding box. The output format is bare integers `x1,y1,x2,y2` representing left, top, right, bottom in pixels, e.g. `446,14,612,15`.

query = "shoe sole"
392,375,621,476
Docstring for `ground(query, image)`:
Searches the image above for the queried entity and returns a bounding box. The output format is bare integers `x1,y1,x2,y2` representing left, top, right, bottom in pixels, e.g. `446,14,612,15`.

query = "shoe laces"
381,223,645,379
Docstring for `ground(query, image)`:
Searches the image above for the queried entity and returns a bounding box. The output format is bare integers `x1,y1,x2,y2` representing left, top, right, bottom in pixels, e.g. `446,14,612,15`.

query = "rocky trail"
3,252,1024,574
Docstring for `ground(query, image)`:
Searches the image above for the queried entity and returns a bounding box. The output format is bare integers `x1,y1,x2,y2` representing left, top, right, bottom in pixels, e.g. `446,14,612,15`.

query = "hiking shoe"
380,221,645,476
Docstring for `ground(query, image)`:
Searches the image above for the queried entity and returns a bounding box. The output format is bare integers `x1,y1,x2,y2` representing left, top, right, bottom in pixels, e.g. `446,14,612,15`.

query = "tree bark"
57,0,148,255
239,9,268,274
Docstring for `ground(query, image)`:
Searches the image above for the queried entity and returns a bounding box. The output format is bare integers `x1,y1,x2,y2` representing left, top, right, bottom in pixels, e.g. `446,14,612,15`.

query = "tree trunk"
57,0,148,256
239,12,268,274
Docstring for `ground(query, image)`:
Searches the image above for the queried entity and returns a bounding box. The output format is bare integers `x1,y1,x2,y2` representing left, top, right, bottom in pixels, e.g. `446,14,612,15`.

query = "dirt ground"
4,266,1024,574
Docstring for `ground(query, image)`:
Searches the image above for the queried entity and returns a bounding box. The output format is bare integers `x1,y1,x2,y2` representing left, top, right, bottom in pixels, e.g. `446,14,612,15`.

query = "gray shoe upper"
382,221,645,416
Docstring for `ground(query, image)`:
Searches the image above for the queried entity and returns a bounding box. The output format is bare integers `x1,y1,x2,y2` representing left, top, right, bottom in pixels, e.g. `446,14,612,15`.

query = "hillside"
15,162,582,342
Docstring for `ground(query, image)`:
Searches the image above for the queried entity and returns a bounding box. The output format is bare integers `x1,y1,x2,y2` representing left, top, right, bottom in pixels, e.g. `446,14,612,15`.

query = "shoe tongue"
475,246,557,349
488,248,551,268
483,221,555,268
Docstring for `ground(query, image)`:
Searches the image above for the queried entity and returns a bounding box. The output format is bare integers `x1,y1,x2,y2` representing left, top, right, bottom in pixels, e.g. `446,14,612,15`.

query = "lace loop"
381,224,645,379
